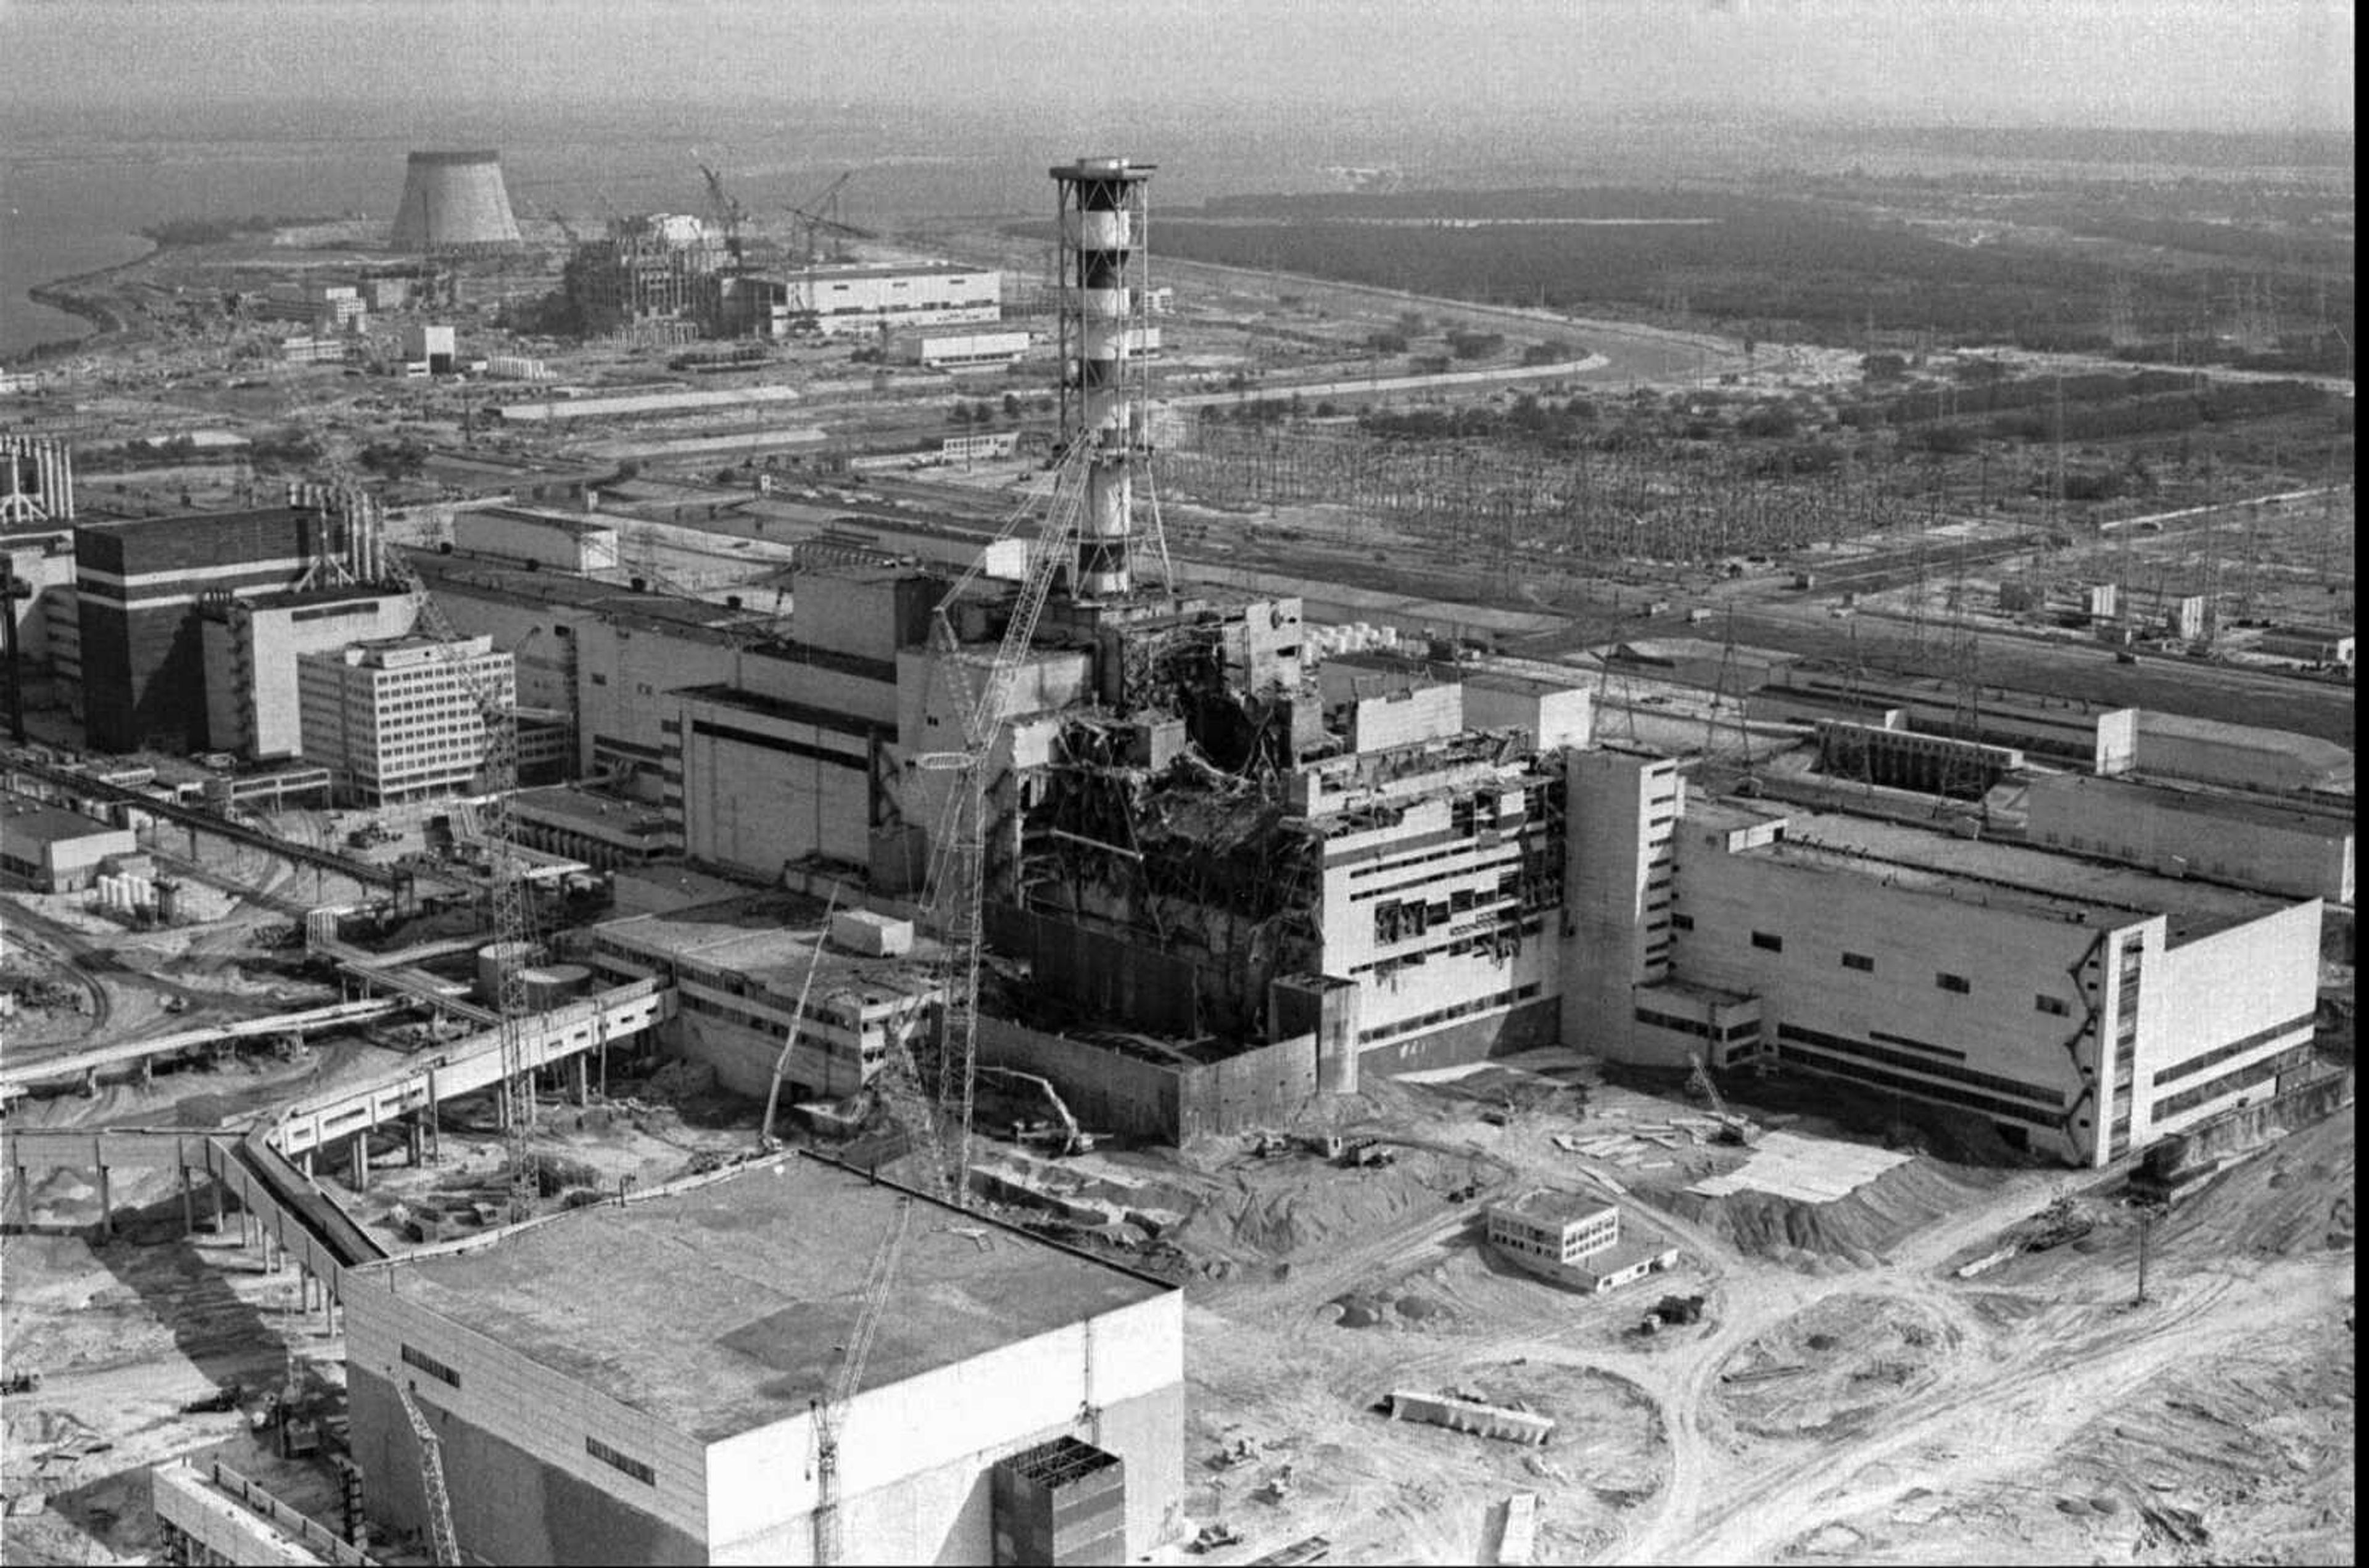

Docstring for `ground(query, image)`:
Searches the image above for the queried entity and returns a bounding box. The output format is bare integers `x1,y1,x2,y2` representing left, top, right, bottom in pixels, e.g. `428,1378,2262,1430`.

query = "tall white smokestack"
1051,157,1154,601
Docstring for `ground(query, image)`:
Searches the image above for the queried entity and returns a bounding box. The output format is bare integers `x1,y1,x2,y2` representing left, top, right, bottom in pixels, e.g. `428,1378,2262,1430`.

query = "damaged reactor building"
419,156,2323,1173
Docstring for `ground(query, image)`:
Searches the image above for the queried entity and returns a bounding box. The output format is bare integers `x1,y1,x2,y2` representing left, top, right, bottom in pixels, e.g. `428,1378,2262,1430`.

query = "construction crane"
697,162,747,266
544,205,585,248
811,1194,915,1566
760,883,840,1149
1685,1046,1758,1145
786,171,871,265
897,438,1097,1202
395,1380,461,1567
281,403,542,1224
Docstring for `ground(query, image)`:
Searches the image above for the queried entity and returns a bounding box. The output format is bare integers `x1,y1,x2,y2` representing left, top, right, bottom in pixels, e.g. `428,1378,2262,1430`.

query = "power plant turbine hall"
389,150,523,252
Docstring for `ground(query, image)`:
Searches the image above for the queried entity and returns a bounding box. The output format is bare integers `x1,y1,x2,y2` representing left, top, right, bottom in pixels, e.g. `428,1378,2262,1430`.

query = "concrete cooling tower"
389,151,523,252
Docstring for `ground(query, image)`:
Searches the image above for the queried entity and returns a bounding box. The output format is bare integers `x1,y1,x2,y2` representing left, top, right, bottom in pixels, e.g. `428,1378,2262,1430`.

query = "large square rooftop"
1705,800,2297,944
376,1155,1172,1444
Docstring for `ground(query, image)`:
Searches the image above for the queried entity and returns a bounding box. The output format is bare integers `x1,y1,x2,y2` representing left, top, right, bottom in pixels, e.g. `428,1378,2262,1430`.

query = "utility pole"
2133,1201,2156,1305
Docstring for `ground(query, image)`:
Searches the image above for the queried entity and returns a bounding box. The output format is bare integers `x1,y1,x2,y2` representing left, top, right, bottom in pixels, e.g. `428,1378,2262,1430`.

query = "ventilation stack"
389,151,524,254
0,435,74,525
1051,158,1155,601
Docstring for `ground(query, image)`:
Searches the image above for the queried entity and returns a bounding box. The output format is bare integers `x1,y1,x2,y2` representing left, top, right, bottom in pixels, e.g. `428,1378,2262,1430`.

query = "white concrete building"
1653,799,2323,1166
402,322,458,371
199,587,416,761
297,635,513,805
803,263,1002,337
891,329,1031,369
1297,693,1571,1076
1486,1189,1678,1294
341,1154,1183,1566
2027,772,2355,905
0,799,137,893
585,894,941,1099
452,505,621,575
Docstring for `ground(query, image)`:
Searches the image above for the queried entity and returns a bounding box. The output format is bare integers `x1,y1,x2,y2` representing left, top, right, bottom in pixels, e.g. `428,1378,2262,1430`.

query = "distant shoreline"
16,236,162,363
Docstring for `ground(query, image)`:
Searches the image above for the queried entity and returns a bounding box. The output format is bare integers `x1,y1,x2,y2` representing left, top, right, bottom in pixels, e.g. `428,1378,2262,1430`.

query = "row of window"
402,1343,460,1388
1353,848,1523,907
1774,1044,2062,1130
1634,1006,1760,1043
1742,929,2053,1005
1358,981,1542,1044
587,1435,656,1486
2149,1013,2317,1090
1775,1023,2065,1108
1355,914,1545,978
2152,1049,2294,1121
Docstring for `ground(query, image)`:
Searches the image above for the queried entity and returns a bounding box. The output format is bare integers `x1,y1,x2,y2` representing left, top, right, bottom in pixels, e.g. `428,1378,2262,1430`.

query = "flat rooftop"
377,1155,1170,1443
2041,772,2356,835
1721,801,2296,943
405,549,767,639
243,585,403,613
1495,1187,1618,1227
510,785,674,835
473,505,618,537
595,893,942,1007
0,799,124,849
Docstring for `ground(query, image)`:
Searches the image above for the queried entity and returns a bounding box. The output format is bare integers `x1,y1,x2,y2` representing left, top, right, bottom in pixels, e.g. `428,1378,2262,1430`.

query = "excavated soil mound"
1647,1153,1999,1262
1182,1148,1481,1260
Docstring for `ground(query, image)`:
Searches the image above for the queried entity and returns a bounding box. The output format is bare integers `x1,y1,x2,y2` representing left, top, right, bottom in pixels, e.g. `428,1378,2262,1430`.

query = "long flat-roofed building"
585,894,942,1099
342,1153,1183,1566
1650,796,2323,1165
2027,771,2355,904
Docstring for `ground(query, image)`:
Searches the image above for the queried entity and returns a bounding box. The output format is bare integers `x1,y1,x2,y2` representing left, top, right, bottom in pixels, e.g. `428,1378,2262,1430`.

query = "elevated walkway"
0,999,403,1102
2,978,673,1311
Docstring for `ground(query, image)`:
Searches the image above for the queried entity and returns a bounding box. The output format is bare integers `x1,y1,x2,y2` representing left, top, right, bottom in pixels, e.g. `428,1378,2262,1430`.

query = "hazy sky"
0,0,2353,133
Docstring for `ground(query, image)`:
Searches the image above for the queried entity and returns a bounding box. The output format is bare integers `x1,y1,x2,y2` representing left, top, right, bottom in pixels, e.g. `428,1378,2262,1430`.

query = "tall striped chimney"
1051,158,1154,601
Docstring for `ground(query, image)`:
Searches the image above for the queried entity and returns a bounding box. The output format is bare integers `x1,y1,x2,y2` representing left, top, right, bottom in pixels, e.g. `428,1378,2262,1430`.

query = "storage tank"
511,966,576,1013
526,963,592,1008
476,939,544,1002
155,880,182,926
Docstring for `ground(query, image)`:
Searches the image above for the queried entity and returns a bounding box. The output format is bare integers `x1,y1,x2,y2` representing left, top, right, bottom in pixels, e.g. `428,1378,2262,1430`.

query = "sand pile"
1202,1149,1476,1258
1650,1153,1996,1263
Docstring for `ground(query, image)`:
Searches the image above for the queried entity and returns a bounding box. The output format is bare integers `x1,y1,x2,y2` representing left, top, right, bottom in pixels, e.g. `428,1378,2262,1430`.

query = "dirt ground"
2,1010,2352,1566
1,1221,348,1566
1130,1062,2355,1566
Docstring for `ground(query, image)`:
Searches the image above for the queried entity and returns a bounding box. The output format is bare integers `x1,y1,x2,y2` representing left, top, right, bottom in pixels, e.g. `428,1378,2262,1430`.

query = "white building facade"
297,635,513,805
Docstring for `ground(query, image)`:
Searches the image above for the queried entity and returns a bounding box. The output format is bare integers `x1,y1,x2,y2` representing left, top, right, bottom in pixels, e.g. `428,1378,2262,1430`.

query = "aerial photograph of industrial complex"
0,1,2352,1563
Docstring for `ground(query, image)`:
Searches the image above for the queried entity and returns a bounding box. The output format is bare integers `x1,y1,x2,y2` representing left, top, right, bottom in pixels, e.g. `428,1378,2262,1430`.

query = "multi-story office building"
297,635,513,805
